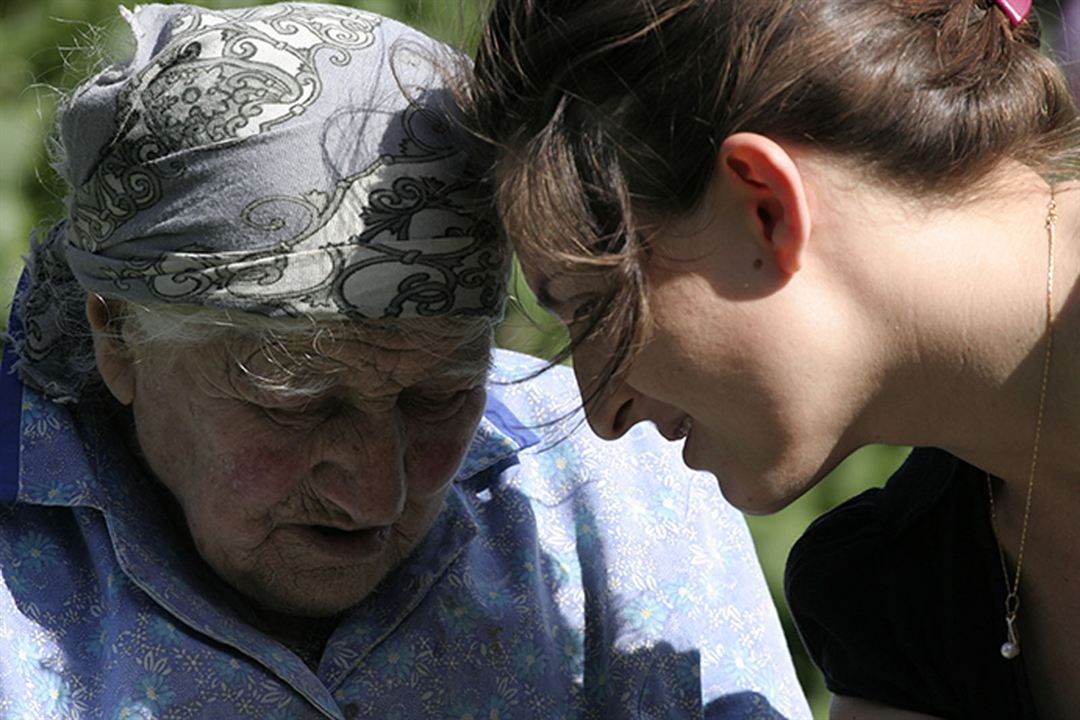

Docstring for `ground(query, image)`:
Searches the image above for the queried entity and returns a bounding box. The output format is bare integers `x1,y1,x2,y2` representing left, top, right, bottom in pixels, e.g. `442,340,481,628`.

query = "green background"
0,2,913,717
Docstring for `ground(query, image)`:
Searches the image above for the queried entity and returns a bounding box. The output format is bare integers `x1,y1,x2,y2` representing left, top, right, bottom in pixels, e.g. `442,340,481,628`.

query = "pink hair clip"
993,0,1032,26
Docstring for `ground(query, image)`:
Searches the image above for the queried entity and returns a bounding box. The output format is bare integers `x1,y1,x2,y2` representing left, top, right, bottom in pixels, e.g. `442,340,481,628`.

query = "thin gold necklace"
985,194,1057,661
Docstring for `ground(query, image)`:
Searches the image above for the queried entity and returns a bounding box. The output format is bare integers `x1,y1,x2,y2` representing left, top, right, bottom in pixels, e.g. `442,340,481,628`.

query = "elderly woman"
0,4,809,720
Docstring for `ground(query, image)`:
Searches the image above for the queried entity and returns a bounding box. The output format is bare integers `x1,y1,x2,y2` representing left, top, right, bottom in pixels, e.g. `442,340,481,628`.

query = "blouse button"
343,703,360,720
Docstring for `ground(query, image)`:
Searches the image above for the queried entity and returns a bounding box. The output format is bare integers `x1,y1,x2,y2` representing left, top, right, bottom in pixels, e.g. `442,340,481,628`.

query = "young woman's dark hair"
467,0,1080,381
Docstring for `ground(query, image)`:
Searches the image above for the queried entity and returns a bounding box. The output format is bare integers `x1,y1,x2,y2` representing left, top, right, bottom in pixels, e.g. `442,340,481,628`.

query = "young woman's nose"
573,358,646,441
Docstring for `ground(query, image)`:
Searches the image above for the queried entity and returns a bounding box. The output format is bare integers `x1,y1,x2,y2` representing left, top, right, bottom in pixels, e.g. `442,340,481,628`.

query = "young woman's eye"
570,298,599,323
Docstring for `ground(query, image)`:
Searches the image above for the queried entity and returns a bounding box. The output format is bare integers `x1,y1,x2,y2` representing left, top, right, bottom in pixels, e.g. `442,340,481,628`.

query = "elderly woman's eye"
259,400,335,428
400,388,471,420
260,407,312,427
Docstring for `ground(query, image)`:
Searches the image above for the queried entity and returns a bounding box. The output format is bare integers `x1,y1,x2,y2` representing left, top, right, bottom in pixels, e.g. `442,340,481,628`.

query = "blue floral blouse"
0,344,810,720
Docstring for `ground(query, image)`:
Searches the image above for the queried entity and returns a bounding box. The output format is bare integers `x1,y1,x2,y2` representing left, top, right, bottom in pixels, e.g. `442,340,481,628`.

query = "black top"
785,448,1038,719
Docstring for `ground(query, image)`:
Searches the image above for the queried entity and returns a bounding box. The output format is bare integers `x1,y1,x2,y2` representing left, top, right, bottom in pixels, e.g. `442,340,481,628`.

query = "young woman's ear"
85,294,136,406
718,132,811,276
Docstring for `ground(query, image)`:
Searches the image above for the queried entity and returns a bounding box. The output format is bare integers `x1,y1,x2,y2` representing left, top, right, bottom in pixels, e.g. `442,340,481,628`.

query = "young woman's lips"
679,420,703,469
659,415,694,442
280,524,391,561
674,415,693,440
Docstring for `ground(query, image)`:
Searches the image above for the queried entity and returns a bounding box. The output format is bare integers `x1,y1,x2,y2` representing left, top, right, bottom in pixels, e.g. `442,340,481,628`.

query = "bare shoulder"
830,695,946,720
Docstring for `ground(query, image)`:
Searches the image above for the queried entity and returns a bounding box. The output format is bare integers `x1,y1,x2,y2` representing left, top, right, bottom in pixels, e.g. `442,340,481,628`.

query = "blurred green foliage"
1,2,910,717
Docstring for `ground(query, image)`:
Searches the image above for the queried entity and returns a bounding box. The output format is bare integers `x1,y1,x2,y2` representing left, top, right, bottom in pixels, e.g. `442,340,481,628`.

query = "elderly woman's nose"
307,416,408,524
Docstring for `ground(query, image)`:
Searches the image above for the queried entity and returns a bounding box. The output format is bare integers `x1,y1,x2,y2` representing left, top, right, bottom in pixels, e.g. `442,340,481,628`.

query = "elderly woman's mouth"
278,524,392,561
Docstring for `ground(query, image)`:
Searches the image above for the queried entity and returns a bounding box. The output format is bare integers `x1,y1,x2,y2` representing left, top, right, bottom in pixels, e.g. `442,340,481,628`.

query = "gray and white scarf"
12,2,506,401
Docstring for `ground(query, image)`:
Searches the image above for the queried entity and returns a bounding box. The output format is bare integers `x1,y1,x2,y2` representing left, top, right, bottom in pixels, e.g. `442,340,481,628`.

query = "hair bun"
890,0,1041,89
982,0,1042,48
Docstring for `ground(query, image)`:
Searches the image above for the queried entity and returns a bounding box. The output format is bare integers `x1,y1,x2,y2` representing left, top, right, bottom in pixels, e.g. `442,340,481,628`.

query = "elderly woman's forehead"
213,322,490,387
323,328,486,377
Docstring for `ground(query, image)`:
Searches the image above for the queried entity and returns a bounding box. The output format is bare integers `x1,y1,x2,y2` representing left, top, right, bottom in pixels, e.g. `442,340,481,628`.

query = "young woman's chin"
693,443,834,516
712,474,804,515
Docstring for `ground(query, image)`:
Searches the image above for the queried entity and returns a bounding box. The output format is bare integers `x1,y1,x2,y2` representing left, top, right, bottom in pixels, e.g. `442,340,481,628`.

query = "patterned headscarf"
12,2,506,401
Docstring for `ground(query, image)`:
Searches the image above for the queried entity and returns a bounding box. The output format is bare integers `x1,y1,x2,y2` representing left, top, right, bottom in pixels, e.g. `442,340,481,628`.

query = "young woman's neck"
830,172,1080,487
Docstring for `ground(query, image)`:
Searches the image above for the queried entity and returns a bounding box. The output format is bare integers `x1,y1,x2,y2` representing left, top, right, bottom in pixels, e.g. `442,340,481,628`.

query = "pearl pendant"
1000,613,1020,660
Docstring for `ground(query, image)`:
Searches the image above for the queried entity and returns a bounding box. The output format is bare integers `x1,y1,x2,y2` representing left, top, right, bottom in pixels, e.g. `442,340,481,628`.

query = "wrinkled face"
122,328,488,617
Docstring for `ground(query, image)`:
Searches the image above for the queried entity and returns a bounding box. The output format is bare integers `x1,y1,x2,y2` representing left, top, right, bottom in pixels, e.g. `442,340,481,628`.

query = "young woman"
467,1,1080,717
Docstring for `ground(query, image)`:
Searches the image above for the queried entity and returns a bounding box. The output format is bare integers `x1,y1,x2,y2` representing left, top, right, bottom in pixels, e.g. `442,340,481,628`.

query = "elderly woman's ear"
86,294,136,406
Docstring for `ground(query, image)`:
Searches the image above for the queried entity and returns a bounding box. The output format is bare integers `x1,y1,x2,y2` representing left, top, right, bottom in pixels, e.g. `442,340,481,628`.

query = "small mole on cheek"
752,258,764,271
